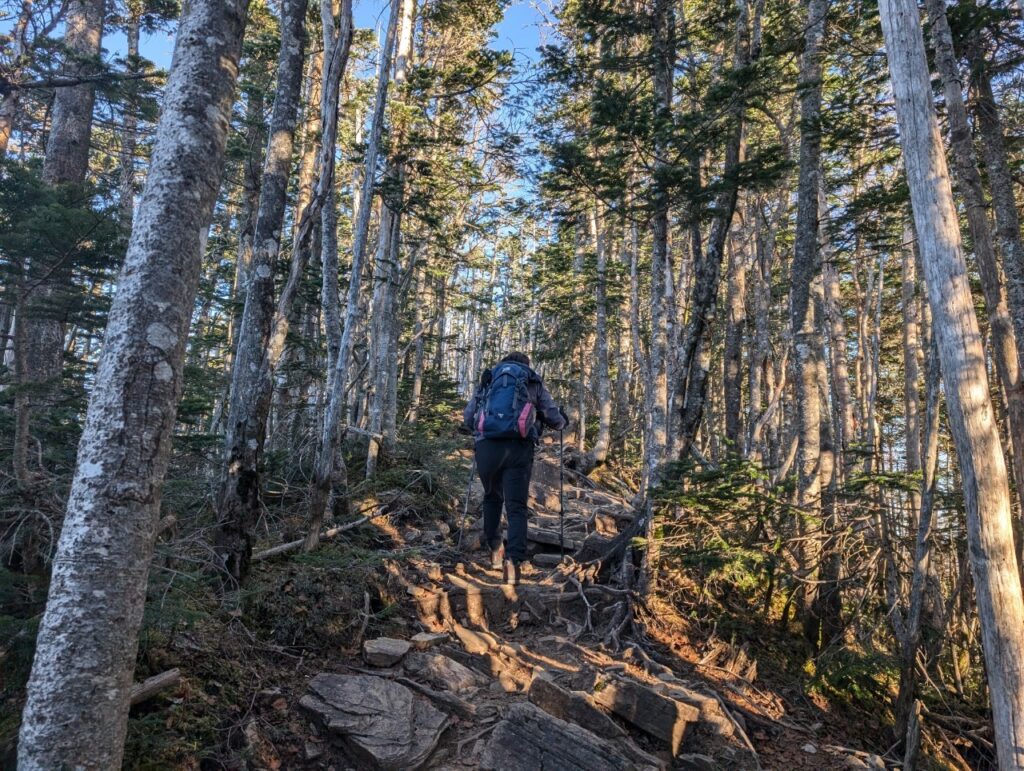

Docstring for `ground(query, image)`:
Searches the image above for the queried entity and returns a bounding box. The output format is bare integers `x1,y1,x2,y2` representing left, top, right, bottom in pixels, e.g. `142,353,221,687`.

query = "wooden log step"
479,702,638,771
591,676,700,756
527,526,582,551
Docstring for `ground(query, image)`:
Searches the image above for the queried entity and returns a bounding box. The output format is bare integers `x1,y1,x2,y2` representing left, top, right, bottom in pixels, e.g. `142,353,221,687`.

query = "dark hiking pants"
475,438,534,563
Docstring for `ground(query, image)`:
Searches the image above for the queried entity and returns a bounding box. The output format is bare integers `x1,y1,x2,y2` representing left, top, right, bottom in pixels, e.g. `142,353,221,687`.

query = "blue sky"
115,0,546,72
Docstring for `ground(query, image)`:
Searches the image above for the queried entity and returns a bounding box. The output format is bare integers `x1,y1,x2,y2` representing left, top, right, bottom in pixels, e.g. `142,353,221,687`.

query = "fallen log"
252,507,391,562
130,668,181,706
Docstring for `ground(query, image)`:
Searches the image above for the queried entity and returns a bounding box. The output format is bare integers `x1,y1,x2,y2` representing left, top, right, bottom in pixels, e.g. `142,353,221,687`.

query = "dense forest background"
2,0,1024,766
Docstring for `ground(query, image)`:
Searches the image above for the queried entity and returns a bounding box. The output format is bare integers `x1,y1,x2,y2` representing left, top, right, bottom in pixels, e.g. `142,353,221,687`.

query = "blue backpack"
474,362,537,440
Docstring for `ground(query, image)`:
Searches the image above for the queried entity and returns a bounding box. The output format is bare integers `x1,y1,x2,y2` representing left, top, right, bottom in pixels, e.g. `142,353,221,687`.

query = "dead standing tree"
878,0,1024,764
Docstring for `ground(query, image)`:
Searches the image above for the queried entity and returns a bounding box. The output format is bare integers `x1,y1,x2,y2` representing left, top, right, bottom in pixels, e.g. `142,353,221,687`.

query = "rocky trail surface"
276,444,890,770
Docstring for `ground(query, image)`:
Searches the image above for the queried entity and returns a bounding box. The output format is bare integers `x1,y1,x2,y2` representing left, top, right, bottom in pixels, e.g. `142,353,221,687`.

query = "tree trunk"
17,0,247,762
723,236,747,452
642,0,674,498
306,1,399,549
878,0,1024,763
118,8,141,227
582,205,611,473
787,0,827,649
674,0,752,459
365,0,416,478
926,0,1024,538
14,0,104,485
0,0,34,156
213,0,311,585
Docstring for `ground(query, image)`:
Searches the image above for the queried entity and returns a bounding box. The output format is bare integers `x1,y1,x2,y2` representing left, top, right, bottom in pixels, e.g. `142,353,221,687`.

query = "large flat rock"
300,673,448,770
479,702,641,771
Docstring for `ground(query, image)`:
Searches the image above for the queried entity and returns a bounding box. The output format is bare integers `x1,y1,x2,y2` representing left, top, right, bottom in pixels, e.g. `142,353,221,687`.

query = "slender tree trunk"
894,337,941,761
306,1,399,549
820,190,855,477
118,8,141,227
879,0,1024,763
723,236,747,452
788,0,827,649
17,0,247,762
643,0,674,498
365,0,416,477
406,268,426,424
14,0,104,485
213,0,310,584
926,0,1024,539
675,0,752,458
581,205,611,473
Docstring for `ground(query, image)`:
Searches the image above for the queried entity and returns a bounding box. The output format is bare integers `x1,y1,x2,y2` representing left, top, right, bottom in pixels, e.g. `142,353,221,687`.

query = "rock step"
300,673,449,770
479,702,642,771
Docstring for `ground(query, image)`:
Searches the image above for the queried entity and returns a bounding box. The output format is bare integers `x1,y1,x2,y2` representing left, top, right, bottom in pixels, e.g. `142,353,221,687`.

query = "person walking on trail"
463,352,568,586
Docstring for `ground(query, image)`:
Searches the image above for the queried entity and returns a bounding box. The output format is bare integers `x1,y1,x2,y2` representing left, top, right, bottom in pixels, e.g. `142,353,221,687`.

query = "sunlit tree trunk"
926,0,1024,538
582,205,611,472
788,0,827,650
879,0,1024,762
17,0,247,761
118,5,141,227
723,236,747,452
366,0,417,477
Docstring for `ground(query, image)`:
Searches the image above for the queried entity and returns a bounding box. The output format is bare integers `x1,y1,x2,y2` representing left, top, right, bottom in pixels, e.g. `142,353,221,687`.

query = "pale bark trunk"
820,191,854,477
723,236,747,451
17,0,247,763
582,206,611,473
365,0,416,478
118,10,141,227
306,2,399,549
406,268,425,424
14,0,104,485
926,0,1024,535
966,30,1024,389
642,0,673,507
879,0,1024,763
213,0,310,584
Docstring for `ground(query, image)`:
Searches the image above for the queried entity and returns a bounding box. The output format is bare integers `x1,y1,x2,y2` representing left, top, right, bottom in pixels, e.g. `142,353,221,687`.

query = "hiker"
463,352,568,585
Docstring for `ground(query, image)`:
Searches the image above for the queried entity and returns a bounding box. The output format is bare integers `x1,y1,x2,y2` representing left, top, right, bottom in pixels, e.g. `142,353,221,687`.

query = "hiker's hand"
457,424,473,436
558,407,570,428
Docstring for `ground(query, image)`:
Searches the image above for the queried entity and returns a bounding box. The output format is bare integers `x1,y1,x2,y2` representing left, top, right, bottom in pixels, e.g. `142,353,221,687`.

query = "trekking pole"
559,428,565,559
457,454,477,550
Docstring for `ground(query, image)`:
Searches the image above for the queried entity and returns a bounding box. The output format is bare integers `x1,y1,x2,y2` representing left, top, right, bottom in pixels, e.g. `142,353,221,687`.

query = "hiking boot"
503,560,523,587
489,542,504,571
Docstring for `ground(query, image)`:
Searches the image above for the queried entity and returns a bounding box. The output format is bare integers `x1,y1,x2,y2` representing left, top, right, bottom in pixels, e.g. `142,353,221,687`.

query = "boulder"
479,702,640,771
363,637,411,667
300,673,448,770
403,651,488,693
